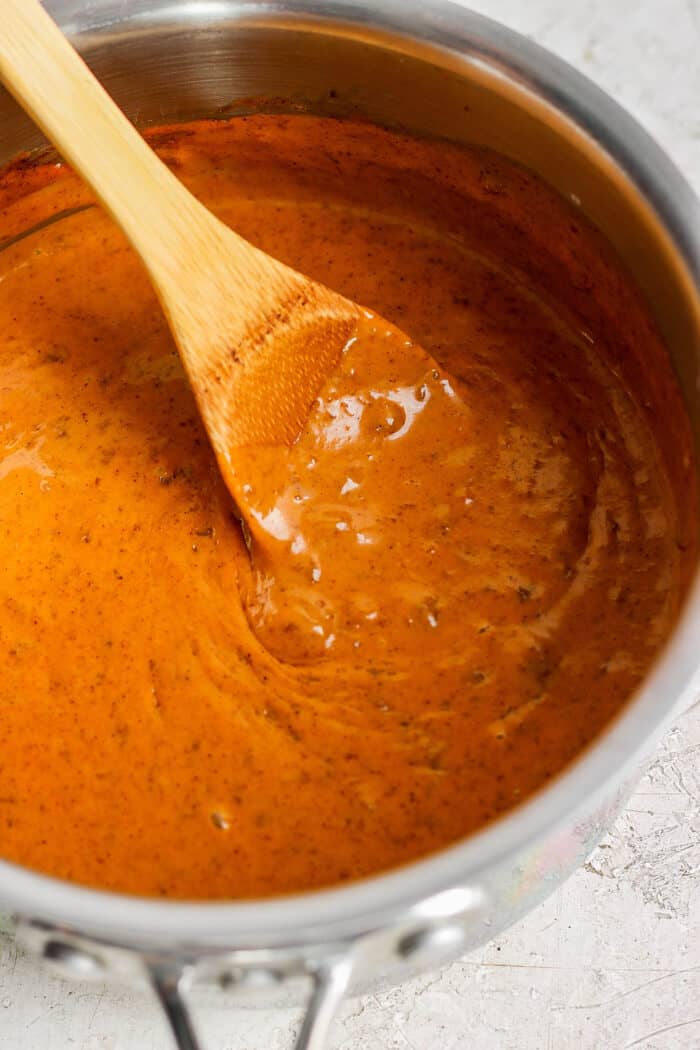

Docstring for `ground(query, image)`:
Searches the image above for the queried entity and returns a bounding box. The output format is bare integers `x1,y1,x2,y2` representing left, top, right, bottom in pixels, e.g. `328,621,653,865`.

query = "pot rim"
6,0,700,951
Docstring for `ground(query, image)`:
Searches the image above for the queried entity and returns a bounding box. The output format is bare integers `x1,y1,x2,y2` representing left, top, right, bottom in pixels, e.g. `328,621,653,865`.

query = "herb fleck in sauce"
0,115,694,899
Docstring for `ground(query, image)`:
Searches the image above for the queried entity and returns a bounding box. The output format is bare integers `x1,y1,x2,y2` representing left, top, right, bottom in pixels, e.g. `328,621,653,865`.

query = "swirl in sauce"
0,115,694,898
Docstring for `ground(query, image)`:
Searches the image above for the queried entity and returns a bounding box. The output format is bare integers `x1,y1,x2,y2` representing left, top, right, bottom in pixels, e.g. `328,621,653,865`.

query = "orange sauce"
0,115,695,898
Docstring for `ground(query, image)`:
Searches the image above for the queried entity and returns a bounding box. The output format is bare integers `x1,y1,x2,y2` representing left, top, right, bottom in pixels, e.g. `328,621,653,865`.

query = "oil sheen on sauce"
0,115,695,899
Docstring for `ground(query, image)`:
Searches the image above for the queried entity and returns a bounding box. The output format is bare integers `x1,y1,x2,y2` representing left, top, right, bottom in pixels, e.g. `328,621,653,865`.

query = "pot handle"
150,955,354,1050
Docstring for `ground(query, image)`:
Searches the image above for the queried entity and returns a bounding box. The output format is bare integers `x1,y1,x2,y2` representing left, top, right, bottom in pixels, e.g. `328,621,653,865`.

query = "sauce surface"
0,115,695,898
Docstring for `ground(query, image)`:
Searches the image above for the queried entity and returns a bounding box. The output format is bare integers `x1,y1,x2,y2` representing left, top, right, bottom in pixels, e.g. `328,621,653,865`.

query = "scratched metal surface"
0,1,698,1047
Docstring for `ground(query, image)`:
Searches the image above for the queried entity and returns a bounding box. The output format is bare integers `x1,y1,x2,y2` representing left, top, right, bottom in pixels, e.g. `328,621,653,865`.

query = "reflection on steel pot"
0,2,699,1048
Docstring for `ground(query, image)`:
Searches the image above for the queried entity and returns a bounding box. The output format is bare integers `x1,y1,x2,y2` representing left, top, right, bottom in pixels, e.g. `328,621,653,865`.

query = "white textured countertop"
0,2,698,1048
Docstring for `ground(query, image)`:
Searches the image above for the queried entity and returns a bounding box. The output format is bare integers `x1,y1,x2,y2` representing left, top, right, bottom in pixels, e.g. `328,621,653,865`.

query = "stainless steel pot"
1,3,699,1049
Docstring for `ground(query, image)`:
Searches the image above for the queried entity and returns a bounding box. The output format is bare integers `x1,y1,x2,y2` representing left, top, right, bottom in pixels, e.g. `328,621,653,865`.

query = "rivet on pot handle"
15,883,487,1050
149,952,355,1050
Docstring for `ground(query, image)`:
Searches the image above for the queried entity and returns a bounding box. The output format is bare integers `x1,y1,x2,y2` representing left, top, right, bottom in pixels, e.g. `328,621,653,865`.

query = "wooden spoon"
0,0,360,485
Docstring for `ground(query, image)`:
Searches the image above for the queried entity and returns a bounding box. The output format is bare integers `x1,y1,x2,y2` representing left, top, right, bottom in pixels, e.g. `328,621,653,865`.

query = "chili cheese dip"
0,116,695,898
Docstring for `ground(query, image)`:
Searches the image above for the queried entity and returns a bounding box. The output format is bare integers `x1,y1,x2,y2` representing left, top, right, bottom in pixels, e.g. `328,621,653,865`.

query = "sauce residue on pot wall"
0,115,695,899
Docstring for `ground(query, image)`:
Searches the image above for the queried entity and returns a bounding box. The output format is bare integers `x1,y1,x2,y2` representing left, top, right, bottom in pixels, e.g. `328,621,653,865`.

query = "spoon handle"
1,1,214,264
0,0,355,455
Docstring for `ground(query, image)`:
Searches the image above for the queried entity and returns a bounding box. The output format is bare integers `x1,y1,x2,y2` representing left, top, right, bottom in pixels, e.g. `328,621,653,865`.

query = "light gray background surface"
0,1,698,1047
